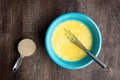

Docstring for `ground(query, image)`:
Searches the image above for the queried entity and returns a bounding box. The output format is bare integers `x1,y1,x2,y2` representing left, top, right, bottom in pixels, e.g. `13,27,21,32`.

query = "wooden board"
0,0,120,80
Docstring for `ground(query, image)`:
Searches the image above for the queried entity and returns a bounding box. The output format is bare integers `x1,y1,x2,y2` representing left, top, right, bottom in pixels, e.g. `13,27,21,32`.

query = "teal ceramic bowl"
45,12,102,70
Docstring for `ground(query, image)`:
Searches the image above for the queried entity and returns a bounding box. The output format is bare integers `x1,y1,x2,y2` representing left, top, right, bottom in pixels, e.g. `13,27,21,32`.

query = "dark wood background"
0,0,120,80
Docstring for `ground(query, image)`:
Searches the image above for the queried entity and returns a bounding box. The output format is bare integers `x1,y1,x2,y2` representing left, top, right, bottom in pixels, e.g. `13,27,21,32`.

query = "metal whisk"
65,29,107,68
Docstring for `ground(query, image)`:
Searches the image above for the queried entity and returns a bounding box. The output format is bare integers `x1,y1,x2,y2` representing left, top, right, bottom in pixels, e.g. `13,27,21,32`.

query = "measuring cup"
13,39,36,72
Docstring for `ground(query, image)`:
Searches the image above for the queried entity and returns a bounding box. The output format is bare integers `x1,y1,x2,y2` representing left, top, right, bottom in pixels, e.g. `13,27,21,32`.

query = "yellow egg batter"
52,20,93,61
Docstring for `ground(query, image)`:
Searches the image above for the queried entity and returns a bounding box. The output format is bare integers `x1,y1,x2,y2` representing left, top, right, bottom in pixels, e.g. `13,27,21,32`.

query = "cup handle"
13,55,23,73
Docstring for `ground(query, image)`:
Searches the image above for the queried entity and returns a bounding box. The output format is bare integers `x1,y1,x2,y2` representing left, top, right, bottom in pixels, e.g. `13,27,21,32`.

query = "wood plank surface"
0,0,120,80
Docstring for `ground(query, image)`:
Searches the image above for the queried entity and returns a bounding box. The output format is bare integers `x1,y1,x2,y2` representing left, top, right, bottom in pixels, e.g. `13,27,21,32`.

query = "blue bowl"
45,12,102,70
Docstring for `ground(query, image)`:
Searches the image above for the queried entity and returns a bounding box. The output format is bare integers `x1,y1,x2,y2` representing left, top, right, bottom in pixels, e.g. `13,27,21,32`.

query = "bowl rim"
45,12,102,70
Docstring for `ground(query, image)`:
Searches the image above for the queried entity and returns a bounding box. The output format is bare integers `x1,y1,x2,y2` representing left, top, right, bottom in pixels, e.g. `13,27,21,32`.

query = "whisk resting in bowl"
65,28,107,68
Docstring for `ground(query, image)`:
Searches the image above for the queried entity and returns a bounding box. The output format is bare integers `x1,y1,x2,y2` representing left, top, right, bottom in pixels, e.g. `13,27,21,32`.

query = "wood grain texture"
0,0,120,80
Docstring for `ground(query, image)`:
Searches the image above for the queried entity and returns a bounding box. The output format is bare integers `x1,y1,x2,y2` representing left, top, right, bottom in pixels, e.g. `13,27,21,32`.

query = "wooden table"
0,0,120,80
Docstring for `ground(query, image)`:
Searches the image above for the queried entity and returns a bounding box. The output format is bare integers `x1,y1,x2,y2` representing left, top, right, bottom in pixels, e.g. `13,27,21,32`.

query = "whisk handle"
85,50,107,68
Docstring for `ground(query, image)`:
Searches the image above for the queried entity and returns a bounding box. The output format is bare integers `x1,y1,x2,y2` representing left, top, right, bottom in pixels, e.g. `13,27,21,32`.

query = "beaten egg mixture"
52,20,92,61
